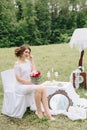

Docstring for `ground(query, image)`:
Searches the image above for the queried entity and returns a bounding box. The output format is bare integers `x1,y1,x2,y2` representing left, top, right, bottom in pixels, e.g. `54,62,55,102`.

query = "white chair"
0,69,36,118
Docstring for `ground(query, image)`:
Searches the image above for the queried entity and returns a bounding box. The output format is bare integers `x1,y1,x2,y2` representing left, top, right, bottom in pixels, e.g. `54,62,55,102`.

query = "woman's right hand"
29,54,33,61
29,54,36,71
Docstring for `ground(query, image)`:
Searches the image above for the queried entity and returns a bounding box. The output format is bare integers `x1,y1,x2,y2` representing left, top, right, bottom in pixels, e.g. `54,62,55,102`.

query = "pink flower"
30,71,41,78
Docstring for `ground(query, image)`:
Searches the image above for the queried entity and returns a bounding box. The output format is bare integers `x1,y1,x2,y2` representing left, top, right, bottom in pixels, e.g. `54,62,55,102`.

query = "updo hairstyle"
14,45,31,57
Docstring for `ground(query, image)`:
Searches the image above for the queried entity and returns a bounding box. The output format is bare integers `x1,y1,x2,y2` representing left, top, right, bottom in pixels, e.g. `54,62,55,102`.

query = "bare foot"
35,111,43,119
48,116,55,121
44,113,55,121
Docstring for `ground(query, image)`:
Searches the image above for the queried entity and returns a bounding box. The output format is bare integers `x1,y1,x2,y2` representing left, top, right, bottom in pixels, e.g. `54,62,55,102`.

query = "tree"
35,0,51,44
15,0,23,21
0,0,17,47
19,0,41,45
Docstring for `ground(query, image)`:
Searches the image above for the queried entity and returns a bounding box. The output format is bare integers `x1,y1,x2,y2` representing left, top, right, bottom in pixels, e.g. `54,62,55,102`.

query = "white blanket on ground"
31,81,87,120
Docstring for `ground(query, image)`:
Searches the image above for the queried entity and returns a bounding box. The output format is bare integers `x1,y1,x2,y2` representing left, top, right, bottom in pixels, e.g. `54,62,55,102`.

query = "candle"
55,72,58,79
47,71,51,79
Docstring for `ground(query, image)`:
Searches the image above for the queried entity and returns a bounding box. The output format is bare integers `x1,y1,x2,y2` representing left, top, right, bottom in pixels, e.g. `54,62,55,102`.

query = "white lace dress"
14,60,39,95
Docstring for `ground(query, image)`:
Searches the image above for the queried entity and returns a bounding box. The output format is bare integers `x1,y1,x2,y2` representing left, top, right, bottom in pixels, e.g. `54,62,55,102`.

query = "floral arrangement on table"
30,70,41,84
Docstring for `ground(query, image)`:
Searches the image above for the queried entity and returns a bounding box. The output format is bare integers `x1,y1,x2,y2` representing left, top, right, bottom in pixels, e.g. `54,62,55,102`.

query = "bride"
14,44,55,120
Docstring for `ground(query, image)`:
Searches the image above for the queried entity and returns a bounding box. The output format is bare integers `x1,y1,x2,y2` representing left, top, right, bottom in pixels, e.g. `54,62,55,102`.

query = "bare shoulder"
15,60,19,64
14,61,21,67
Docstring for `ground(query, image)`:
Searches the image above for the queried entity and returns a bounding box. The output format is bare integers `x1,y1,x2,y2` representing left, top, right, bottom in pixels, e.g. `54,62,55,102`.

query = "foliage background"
0,0,87,47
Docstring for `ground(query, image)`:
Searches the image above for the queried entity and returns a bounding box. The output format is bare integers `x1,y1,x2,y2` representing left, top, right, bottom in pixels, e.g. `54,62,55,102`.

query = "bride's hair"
14,44,31,57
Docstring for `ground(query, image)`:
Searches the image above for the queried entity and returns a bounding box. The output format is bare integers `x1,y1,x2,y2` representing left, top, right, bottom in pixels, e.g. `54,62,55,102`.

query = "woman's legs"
41,88,55,120
34,87,55,120
34,89,43,118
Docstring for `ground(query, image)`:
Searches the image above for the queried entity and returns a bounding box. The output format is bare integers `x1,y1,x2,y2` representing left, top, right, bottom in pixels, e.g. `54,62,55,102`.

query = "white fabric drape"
41,81,87,120
69,28,87,52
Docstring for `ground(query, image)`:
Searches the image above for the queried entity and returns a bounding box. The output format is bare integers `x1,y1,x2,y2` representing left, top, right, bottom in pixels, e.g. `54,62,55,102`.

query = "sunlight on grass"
0,44,87,130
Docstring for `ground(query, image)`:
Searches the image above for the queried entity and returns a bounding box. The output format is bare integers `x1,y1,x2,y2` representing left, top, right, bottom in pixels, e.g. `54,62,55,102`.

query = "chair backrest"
1,69,16,92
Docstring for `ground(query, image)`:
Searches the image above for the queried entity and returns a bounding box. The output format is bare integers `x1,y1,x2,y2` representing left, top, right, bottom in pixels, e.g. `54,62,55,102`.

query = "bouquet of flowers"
30,70,41,84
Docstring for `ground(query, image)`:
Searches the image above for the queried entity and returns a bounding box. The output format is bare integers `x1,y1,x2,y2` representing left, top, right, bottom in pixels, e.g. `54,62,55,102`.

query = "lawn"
0,44,87,130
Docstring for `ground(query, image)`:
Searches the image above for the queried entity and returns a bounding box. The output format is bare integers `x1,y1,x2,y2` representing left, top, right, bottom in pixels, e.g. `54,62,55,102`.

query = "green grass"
0,44,87,130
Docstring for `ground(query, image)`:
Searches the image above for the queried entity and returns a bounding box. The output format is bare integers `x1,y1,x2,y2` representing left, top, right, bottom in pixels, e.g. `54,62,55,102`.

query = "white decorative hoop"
78,75,84,84
70,66,85,89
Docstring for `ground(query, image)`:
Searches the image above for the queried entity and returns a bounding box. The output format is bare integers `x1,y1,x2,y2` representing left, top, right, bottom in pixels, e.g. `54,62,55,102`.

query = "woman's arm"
16,75,33,85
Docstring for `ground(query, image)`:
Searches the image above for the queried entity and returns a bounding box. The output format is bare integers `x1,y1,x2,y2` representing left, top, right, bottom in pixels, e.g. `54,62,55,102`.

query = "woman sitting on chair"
14,44,55,120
